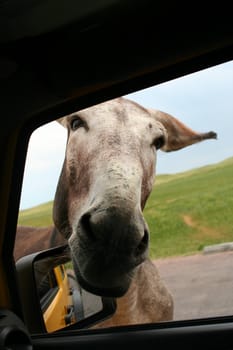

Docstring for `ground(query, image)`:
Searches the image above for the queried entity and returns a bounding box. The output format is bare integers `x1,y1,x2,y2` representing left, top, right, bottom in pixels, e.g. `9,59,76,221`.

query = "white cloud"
20,121,67,209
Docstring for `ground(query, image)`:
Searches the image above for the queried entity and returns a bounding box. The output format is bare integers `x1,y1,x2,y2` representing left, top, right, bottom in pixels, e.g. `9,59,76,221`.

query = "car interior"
1,1,233,349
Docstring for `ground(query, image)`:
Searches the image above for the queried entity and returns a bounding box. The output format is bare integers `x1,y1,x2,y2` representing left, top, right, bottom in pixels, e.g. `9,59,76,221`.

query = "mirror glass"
34,254,103,332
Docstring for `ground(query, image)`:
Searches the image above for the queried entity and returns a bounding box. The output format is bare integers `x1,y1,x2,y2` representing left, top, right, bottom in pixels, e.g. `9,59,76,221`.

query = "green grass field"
18,201,54,227
18,157,233,259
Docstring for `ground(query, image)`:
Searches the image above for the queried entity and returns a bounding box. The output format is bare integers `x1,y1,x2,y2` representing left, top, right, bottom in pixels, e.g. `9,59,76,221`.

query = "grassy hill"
18,157,233,258
18,201,54,227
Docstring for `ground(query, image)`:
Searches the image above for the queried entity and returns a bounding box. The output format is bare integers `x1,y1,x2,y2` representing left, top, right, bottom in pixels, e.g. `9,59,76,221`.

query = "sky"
19,60,233,210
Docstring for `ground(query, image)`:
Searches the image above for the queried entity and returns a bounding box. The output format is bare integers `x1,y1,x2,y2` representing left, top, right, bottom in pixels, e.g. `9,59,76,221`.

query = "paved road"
155,251,233,321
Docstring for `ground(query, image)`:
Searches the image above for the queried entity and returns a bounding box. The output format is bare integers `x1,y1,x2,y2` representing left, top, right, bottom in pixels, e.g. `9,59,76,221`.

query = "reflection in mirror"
34,256,103,332
16,245,116,334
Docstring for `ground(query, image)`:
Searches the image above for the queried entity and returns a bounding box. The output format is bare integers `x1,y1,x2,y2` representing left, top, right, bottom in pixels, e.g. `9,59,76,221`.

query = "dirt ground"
154,250,233,321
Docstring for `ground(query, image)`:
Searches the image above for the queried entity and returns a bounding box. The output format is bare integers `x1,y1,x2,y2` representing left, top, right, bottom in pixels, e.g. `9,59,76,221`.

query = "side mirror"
16,245,116,333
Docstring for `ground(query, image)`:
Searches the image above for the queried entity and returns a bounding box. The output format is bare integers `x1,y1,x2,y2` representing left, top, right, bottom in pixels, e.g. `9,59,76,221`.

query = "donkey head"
53,97,217,297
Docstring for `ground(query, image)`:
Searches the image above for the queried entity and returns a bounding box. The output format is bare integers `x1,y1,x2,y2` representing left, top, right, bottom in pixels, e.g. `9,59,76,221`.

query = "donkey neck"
95,259,173,328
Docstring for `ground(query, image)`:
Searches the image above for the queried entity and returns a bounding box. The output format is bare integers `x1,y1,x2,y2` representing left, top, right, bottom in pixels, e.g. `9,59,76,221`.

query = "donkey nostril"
80,213,96,241
135,229,149,256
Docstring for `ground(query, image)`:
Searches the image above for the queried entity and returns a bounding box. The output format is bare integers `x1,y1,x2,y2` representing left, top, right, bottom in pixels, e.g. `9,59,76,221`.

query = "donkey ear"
149,109,217,152
57,117,67,128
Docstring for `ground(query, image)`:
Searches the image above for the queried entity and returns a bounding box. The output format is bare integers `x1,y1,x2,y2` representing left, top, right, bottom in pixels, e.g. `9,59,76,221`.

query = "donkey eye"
70,117,84,131
153,135,165,150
